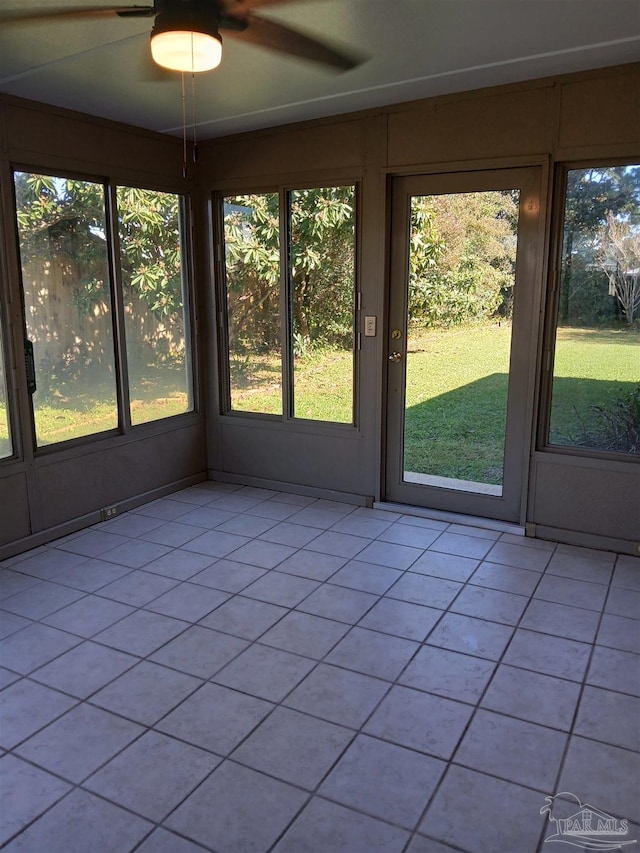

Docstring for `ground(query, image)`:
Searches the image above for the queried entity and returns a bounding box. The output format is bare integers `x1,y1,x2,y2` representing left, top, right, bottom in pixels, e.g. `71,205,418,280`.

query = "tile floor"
0,481,638,853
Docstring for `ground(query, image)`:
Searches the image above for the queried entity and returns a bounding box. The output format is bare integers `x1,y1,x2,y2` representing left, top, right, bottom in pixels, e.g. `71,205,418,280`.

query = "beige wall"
0,63,638,554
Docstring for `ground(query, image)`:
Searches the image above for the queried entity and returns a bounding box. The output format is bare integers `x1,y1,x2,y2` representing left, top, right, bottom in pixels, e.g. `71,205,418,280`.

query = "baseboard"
208,470,373,508
528,523,639,557
0,472,207,561
374,501,525,535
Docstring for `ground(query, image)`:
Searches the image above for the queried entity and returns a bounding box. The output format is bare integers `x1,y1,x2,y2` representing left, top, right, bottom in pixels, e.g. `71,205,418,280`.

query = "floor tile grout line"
396,555,551,848
2,578,636,712
14,627,638,771
3,690,231,850
531,558,636,850
246,556,464,839
0,767,76,850
126,500,391,847
3,535,636,722
1,487,638,852
197,535,450,845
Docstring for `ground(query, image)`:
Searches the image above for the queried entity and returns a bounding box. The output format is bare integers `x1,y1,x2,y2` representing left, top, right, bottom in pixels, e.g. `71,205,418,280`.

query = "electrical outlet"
101,506,118,521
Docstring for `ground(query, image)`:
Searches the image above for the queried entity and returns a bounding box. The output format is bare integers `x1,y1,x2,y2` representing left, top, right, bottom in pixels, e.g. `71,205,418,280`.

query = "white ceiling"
0,0,639,140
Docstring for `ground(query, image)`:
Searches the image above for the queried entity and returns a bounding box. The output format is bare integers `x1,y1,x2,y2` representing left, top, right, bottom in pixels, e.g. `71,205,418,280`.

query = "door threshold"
403,472,502,497
374,501,525,536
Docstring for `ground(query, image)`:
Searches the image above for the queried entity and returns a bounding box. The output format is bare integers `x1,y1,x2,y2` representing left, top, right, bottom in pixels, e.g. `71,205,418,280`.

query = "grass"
31,392,190,446
0,406,10,460
404,324,638,481
230,347,353,422
404,323,512,483
549,327,639,446
0,364,190,455
0,326,637,469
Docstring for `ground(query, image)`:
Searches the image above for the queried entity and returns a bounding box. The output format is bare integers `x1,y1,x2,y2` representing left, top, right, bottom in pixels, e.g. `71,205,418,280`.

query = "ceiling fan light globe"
150,30,222,73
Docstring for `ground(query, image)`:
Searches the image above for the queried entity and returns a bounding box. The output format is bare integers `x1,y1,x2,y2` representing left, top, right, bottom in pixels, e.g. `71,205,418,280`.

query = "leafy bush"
409,191,518,329
573,383,640,454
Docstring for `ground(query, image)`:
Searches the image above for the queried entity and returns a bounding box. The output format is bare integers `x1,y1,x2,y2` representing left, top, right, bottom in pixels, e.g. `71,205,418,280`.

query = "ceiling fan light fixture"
151,13,222,73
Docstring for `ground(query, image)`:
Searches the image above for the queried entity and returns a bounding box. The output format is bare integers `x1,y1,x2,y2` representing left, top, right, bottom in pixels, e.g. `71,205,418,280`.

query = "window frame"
215,180,361,429
0,236,17,463
113,185,196,430
538,159,640,463
217,188,284,420
9,165,198,456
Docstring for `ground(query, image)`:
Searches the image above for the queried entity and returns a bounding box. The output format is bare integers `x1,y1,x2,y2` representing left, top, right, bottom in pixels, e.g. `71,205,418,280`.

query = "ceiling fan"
0,0,360,74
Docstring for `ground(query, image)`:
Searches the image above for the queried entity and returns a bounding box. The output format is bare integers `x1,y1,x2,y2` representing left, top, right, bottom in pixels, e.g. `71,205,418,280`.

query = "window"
15,173,119,446
14,171,194,448
220,184,357,424
289,187,356,423
223,193,282,415
117,187,193,425
547,164,640,456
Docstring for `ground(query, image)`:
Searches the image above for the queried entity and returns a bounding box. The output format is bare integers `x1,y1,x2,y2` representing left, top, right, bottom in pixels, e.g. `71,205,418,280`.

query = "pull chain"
181,71,188,178
181,35,198,176
191,70,198,164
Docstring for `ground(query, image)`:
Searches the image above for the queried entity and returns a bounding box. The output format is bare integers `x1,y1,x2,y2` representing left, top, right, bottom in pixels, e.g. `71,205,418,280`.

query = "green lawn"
0,365,190,455
549,327,639,447
231,347,353,422
0,326,637,467
404,323,513,483
404,324,638,482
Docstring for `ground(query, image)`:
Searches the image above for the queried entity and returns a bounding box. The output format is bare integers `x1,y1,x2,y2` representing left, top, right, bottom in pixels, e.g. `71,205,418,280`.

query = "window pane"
549,165,640,455
289,186,356,423
0,320,12,459
223,194,282,415
14,172,118,447
117,187,193,426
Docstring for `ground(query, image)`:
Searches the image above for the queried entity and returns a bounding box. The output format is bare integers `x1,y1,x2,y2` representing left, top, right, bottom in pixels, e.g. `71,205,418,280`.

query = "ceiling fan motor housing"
152,0,222,33
151,0,228,71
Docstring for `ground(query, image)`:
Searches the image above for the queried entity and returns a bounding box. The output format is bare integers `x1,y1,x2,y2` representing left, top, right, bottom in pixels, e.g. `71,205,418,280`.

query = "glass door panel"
404,190,519,496
386,168,542,522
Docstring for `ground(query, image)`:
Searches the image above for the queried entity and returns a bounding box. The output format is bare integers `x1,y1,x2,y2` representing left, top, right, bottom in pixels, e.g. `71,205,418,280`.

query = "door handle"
24,339,36,395
388,351,403,363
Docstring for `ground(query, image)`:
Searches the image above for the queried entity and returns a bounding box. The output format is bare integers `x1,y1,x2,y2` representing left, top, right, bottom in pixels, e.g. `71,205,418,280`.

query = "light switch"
364,316,377,336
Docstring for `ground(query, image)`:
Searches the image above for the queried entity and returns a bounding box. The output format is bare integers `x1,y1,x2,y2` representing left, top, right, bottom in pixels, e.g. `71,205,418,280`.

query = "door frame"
383,165,546,524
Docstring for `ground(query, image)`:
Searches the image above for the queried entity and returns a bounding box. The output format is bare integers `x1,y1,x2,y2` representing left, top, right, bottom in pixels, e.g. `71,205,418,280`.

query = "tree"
559,166,640,325
116,186,184,322
595,211,640,325
14,173,187,381
15,173,184,324
223,188,355,356
408,191,518,328
14,172,110,315
223,193,281,353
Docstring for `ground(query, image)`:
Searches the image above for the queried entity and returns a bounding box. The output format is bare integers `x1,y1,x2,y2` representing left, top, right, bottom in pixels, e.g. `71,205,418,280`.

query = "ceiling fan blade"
0,6,154,25
222,0,312,12
225,13,361,71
